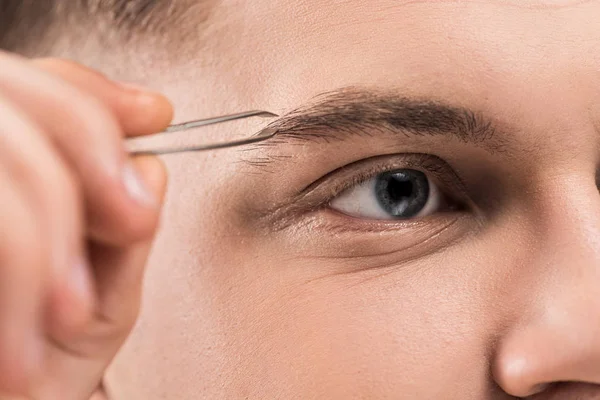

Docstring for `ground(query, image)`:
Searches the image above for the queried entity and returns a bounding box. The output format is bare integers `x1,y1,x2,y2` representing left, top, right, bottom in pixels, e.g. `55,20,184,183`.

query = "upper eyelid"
299,153,467,197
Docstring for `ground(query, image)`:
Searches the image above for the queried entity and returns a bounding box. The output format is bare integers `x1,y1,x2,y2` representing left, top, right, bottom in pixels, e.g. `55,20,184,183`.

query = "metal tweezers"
127,110,278,155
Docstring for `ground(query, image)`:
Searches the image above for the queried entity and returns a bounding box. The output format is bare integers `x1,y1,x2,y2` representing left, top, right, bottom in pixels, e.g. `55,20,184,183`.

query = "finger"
0,95,92,332
0,51,160,246
38,157,167,400
0,164,45,395
0,97,96,395
90,156,167,328
32,58,174,136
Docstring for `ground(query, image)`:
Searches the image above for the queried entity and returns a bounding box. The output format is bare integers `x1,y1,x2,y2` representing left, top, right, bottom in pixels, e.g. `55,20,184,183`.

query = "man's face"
104,1,600,398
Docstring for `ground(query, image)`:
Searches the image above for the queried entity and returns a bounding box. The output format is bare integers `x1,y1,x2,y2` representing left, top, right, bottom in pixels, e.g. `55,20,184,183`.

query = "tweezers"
127,110,278,155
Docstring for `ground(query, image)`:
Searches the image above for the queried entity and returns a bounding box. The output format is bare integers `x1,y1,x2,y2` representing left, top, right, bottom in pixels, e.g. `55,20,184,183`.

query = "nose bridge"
533,175,600,336
537,177,600,272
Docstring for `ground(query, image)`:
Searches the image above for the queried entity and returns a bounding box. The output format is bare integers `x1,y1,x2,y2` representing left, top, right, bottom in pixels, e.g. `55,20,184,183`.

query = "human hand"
0,53,173,400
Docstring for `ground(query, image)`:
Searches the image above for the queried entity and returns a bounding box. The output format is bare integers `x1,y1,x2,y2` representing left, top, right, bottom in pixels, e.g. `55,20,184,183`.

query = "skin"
3,0,600,399
104,0,600,398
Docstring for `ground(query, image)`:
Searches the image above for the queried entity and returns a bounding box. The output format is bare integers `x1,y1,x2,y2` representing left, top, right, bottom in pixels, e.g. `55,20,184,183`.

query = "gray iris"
374,170,430,218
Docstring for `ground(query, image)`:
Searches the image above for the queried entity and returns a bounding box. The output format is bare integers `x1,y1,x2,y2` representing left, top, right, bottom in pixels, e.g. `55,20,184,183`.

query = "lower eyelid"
304,207,462,232
281,211,476,266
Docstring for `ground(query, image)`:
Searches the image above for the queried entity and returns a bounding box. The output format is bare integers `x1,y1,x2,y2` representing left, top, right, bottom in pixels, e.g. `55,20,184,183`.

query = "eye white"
329,173,441,220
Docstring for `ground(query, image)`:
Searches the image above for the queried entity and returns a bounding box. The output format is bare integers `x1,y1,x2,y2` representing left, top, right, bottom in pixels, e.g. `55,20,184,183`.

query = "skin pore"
40,0,600,398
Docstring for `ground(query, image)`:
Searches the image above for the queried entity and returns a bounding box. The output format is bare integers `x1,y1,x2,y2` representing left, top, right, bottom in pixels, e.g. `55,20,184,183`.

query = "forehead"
169,0,600,153
204,0,600,101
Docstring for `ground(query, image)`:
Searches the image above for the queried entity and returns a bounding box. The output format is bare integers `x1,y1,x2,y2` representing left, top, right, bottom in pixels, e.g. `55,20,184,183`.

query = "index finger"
32,58,174,136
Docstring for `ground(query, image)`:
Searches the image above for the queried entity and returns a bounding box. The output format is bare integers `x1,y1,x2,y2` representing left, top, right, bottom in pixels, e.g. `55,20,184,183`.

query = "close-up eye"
330,168,453,220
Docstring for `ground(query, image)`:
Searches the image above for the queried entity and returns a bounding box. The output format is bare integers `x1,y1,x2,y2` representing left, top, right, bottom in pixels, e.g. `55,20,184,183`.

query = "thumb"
92,155,168,325
48,155,168,351
132,155,169,203
38,156,168,400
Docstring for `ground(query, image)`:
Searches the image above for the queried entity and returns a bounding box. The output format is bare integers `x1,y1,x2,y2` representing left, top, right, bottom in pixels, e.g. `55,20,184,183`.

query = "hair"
0,0,214,56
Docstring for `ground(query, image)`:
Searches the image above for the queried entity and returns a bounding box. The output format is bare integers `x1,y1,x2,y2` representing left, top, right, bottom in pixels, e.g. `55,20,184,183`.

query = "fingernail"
122,162,157,206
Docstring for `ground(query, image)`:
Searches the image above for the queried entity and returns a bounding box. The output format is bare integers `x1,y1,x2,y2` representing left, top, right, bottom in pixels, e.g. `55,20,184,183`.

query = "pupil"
375,170,430,218
388,180,414,201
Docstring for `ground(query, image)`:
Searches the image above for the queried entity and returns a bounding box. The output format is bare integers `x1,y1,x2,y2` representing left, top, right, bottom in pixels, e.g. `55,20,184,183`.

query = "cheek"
215,250,496,399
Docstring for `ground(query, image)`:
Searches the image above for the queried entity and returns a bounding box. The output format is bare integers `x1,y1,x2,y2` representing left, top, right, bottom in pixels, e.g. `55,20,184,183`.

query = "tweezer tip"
255,111,279,118
256,127,278,138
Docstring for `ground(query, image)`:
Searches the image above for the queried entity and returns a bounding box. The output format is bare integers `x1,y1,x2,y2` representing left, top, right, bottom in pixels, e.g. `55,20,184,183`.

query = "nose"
492,184,600,397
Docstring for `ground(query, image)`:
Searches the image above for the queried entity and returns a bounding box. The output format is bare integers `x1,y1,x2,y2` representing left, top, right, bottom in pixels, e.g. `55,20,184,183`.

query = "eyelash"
297,153,471,218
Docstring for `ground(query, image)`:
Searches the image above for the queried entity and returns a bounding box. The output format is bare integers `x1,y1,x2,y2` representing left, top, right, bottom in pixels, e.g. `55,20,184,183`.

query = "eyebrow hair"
244,88,506,166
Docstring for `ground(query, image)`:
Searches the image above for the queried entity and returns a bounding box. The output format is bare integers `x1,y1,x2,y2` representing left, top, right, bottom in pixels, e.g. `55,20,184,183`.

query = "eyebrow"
245,87,506,160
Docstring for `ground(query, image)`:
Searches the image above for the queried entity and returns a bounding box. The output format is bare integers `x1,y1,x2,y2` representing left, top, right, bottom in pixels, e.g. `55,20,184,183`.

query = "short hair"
0,0,213,56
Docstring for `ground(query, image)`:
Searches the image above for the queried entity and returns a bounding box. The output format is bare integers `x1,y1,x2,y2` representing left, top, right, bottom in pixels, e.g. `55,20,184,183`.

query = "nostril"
524,382,600,400
528,382,551,395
